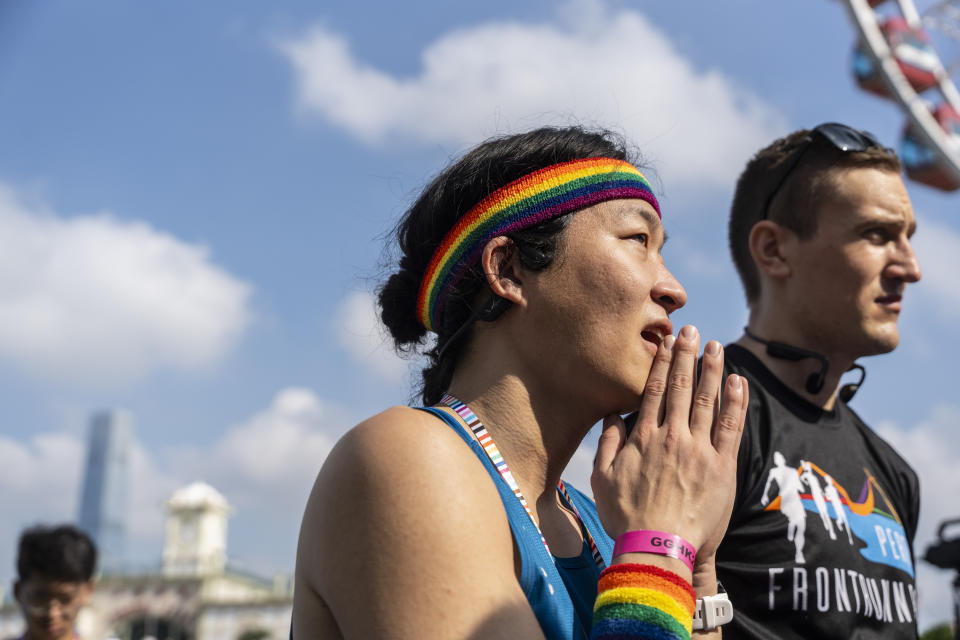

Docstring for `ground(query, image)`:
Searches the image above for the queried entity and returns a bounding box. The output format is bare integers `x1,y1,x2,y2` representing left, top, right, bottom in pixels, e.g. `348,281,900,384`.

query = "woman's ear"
748,220,793,281
480,236,524,305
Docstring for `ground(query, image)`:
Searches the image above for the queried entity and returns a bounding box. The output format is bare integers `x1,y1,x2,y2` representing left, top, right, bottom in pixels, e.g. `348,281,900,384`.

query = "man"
11,525,97,640
715,123,922,639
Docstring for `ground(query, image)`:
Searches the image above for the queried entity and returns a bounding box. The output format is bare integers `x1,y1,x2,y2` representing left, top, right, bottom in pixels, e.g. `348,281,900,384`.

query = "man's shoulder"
722,343,777,429
841,402,919,479
722,343,769,385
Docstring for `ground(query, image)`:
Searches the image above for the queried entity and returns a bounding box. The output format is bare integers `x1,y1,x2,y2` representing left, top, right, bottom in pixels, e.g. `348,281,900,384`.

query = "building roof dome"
166,481,229,511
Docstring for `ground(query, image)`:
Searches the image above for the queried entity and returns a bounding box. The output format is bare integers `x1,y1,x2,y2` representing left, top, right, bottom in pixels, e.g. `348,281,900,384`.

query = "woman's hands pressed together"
591,325,749,568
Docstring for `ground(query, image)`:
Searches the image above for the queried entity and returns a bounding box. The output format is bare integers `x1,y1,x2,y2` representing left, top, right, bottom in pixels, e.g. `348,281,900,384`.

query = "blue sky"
1,0,958,630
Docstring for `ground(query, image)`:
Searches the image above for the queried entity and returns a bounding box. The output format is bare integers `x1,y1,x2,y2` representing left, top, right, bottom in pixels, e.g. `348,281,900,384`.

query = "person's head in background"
729,124,921,390
14,525,97,640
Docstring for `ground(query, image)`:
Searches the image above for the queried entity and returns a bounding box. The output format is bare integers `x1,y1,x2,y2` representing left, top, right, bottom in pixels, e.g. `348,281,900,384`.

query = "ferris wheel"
844,0,960,190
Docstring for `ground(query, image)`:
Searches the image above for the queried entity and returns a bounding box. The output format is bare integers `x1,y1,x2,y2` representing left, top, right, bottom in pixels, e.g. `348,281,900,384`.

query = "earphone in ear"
477,295,512,322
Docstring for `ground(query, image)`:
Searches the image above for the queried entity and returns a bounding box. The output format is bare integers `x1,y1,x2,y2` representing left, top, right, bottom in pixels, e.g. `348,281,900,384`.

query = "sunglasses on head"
760,122,891,221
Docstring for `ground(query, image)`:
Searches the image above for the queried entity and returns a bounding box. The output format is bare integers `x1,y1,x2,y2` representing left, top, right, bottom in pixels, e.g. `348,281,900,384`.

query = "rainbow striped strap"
440,394,548,551
439,394,605,570
558,479,604,570
416,157,660,332
593,563,696,640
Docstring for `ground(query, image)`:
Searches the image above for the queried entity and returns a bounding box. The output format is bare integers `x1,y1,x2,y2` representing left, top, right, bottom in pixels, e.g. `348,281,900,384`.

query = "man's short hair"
16,524,97,583
728,129,902,304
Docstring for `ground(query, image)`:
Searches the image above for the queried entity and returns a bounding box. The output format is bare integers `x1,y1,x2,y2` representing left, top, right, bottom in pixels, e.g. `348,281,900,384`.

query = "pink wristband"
612,530,696,572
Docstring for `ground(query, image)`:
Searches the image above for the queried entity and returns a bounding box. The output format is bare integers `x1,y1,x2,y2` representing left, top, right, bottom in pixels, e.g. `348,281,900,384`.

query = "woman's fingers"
634,334,675,433
594,414,626,475
734,377,749,452
663,325,700,430
690,340,723,437
713,374,748,456
633,327,745,458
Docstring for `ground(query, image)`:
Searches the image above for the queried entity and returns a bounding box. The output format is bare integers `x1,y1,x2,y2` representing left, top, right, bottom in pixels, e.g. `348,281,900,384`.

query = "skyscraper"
77,410,132,571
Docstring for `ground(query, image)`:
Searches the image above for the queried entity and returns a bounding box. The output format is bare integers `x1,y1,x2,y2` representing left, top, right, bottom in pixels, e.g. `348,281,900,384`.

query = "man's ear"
748,220,793,280
480,236,524,305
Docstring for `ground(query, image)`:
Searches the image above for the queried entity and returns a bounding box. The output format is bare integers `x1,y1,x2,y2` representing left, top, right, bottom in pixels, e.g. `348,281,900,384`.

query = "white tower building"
162,481,231,577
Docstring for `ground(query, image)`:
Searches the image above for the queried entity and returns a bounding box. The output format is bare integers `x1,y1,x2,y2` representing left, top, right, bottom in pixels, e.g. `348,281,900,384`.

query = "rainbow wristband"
593,563,695,640
613,530,696,573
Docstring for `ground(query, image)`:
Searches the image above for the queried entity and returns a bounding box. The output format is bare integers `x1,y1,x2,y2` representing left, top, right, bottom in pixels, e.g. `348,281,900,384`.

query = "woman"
293,127,748,639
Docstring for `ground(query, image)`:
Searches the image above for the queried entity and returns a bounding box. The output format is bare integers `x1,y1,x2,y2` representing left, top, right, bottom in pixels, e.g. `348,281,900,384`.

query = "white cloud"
0,388,353,589
0,183,252,386
911,215,960,321
166,387,358,572
166,387,354,573
877,406,960,630
334,290,410,384
0,431,84,526
186,387,348,516
274,0,787,188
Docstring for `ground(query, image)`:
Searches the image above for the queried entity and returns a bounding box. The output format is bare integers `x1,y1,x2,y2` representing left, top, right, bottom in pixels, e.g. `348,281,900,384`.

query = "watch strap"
692,588,733,630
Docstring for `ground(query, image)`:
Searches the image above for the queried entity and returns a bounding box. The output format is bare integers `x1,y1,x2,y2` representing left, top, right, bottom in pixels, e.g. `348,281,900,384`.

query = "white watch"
692,585,733,631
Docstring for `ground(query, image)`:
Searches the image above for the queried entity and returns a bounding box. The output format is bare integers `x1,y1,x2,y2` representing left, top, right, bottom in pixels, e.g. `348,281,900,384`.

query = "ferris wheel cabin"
854,17,940,97
900,103,960,191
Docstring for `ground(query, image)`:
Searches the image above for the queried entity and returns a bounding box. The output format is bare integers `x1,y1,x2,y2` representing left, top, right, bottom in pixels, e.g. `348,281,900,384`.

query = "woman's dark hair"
17,524,98,582
378,126,637,405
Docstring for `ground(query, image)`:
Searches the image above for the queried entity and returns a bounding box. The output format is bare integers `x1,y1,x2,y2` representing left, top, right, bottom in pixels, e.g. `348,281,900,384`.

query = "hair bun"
378,268,426,347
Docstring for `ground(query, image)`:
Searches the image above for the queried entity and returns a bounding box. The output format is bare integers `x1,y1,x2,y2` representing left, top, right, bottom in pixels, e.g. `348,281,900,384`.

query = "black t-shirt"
716,345,920,640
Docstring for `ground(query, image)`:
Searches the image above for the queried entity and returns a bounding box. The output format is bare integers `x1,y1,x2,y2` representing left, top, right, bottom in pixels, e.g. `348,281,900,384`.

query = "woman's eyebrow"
614,204,660,230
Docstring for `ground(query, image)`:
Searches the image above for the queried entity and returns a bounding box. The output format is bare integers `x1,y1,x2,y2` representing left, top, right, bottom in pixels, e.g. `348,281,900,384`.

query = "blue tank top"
419,407,614,640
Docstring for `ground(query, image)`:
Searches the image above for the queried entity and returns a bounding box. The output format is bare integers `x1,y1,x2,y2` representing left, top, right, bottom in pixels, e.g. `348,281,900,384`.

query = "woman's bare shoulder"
310,404,502,519
298,404,510,564
295,404,519,635
294,404,542,637
332,405,477,471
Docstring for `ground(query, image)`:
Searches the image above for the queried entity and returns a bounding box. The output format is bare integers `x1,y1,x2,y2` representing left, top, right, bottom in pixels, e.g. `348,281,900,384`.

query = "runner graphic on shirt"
824,473,854,545
758,454,913,576
801,459,837,540
761,451,807,563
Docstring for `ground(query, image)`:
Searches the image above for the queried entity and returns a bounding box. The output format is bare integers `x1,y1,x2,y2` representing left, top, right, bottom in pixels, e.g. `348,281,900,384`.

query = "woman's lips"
640,327,666,354
876,294,902,312
641,329,663,344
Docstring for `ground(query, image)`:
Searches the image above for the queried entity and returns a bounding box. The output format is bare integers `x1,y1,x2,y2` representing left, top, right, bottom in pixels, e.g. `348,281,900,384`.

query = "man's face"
14,576,92,640
785,167,921,360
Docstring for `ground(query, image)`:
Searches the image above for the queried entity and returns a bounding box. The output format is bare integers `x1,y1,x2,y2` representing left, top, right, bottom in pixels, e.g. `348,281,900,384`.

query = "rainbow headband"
416,157,660,332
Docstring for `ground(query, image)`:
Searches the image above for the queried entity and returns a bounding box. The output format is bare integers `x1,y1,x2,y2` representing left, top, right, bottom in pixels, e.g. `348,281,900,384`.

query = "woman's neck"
446,371,595,506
